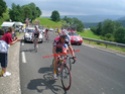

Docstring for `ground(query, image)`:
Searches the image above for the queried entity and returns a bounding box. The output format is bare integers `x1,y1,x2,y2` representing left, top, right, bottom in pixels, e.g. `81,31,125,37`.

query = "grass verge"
83,40,125,53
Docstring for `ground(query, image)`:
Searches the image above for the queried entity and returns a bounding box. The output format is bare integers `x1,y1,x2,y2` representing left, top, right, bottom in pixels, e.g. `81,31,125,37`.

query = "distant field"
34,17,65,28
77,29,101,39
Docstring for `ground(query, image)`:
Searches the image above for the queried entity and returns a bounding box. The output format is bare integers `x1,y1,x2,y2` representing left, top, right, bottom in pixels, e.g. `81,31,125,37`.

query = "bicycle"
52,54,75,91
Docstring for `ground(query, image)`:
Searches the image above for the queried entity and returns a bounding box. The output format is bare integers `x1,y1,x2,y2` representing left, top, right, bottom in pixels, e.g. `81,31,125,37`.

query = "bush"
114,27,125,43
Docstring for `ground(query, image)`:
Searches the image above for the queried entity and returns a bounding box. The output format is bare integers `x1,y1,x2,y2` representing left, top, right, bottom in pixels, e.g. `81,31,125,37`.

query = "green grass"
34,17,65,28
77,30,125,53
77,29,100,39
84,40,125,53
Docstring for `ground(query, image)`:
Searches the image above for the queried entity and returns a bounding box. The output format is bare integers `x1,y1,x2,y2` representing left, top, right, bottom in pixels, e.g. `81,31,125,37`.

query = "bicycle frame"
56,55,72,91
56,55,68,72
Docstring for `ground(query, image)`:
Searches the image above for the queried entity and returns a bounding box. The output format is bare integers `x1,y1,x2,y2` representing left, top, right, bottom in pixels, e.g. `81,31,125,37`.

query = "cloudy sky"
4,0,125,16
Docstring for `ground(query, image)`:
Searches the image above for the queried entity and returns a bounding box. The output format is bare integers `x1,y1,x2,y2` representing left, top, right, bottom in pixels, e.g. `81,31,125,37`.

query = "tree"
0,0,7,17
96,22,102,35
101,19,115,36
114,27,125,43
2,8,10,21
51,10,60,22
62,16,84,32
22,5,32,21
36,7,42,17
9,3,24,22
9,3,41,22
72,18,84,31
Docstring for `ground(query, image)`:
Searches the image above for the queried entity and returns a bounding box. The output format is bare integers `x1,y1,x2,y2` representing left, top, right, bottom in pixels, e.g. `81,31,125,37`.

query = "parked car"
68,32,83,45
24,27,43,43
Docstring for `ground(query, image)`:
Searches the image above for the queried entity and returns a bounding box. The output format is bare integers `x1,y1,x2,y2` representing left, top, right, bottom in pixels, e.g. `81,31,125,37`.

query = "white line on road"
22,52,26,63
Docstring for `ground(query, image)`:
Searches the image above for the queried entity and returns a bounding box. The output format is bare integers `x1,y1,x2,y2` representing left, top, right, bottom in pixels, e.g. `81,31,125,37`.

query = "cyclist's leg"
53,56,58,79
33,38,36,49
36,38,38,48
34,37,37,51
45,33,47,40
33,37,36,49
47,33,49,40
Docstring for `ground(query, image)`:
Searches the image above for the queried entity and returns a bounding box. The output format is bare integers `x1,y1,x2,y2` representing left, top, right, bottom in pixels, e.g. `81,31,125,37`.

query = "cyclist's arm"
68,43,75,57
53,41,59,57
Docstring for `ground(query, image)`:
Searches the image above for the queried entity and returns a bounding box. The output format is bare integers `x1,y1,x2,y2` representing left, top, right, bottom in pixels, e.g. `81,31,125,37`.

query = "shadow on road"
27,67,67,94
27,72,67,94
21,48,36,53
38,67,53,74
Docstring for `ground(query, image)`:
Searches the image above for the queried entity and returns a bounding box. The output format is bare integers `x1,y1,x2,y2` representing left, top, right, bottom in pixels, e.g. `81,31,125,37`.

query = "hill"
61,15,125,28
35,17,65,28
116,16,125,27
61,15,123,23
37,15,125,29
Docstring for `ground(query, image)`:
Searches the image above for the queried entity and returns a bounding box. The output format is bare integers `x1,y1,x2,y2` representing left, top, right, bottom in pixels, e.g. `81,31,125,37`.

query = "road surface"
20,32,125,94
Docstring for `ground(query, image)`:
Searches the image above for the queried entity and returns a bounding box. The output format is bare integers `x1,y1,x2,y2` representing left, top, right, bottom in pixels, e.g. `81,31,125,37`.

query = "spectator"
0,29,4,39
0,27,21,77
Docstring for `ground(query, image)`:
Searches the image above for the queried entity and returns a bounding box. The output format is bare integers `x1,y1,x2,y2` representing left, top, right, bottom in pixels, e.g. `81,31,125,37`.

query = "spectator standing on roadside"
0,29,4,38
0,27,20,77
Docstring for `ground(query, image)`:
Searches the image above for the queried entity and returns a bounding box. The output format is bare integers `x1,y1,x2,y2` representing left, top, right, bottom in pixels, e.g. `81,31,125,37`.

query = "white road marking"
22,52,26,63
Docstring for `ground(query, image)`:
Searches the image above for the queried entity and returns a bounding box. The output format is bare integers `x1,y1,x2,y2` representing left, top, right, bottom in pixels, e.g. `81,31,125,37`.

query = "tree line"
50,10,84,32
91,19,125,43
0,0,41,23
2,0,124,44
0,0,84,32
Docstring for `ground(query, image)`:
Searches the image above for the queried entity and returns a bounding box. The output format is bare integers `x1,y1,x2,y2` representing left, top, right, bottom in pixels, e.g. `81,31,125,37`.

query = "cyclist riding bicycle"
32,25,40,50
52,33,76,80
44,28,49,41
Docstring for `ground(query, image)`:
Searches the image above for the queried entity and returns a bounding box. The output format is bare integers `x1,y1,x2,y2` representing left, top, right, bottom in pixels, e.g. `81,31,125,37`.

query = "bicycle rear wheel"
61,65,72,91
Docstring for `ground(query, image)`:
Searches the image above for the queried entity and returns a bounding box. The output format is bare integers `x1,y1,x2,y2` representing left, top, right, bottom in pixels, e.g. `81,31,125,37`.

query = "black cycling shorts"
34,33,39,38
56,47,63,53
0,53,8,68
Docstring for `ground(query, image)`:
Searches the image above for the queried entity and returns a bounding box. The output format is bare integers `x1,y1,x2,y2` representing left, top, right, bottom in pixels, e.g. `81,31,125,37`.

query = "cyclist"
32,25,40,50
52,33,76,80
44,28,49,41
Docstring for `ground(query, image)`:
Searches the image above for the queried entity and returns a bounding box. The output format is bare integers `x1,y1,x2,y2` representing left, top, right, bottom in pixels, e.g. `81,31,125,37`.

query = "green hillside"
34,17,65,28
35,17,101,40
77,29,101,39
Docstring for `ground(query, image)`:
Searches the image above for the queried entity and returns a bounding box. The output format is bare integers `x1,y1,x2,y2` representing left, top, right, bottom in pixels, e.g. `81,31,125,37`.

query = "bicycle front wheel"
61,65,72,91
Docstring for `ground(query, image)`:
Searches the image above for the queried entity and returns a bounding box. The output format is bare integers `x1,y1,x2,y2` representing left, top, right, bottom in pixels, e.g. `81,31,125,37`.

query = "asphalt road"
20,32,125,94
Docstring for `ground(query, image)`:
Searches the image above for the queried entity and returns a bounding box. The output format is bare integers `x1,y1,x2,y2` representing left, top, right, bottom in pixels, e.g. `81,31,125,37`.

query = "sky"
4,0,125,17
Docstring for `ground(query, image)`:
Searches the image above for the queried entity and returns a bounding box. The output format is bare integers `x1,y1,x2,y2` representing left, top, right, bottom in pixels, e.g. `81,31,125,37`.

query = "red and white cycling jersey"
53,36,70,53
